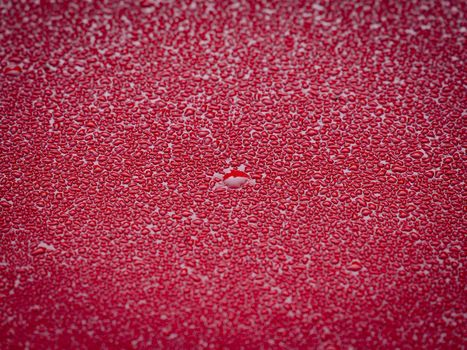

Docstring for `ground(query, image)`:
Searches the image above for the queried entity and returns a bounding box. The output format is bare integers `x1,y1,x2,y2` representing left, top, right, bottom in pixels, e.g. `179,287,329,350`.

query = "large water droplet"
223,169,250,189
347,260,363,272
4,65,22,76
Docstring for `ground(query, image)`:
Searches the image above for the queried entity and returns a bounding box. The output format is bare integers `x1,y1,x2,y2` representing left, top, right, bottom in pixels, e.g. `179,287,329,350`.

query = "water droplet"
347,260,363,271
4,66,22,76
223,169,250,189
31,247,46,256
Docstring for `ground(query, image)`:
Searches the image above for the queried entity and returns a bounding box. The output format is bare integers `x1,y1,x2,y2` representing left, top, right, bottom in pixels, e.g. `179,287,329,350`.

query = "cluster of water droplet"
1,0,465,349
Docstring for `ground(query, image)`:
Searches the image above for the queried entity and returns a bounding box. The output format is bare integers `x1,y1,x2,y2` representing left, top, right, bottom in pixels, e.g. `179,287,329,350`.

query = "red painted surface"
1,0,465,349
